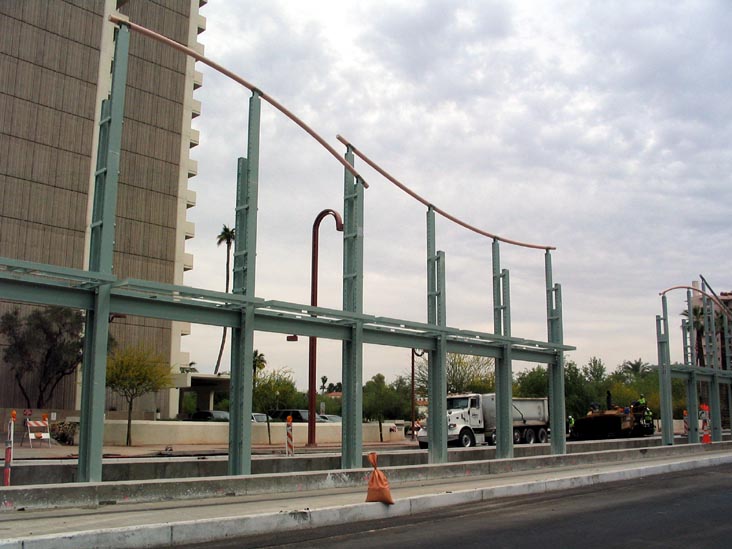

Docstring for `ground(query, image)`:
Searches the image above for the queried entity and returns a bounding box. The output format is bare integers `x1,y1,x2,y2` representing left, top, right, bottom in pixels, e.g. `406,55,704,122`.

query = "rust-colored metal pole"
308,209,344,446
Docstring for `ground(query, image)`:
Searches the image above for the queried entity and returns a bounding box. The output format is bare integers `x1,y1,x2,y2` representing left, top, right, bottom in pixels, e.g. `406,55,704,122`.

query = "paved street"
189,464,732,549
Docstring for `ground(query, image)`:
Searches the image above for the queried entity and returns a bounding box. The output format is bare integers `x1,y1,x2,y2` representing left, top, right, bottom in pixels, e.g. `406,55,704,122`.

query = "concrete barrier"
6,436,697,486
3,441,731,512
101,420,403,446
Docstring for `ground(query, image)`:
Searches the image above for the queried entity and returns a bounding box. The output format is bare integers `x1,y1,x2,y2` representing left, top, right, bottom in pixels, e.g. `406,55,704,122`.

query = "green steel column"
687,290,697,368
545,251,566,455
229,91,261,475
657,296,674,445
687,371,699,443
702,291,720,437
341,146,364,469
78,24,130,483
724,315,731,371
495,269,513,459
703,293,722,441
426,207,447,463
492,240,502,335
681,320,690,367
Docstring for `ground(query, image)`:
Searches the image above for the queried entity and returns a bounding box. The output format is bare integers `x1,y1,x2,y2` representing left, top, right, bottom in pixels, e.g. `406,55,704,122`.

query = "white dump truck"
417,393,549,448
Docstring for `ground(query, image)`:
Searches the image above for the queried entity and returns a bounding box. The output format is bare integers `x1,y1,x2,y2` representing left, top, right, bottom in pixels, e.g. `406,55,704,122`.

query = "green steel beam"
78,24,130,483
341,145,364,469
546,251,566,455
495,264,513,459
703,291,722,442
426,208,447,463
427,247,448,464
492,240,502,335
228,91,261,476
656,295,674,445
687,371,699,443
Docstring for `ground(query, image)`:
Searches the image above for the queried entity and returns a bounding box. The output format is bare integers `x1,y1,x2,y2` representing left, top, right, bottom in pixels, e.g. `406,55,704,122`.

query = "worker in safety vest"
644,407,653,425
637,394,647,407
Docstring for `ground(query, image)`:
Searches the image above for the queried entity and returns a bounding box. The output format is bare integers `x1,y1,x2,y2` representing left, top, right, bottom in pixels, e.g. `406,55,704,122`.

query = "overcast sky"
180,1,731,389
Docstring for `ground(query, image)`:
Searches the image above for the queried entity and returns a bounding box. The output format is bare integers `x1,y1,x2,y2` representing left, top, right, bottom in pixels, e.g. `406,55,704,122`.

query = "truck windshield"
447,397,470,411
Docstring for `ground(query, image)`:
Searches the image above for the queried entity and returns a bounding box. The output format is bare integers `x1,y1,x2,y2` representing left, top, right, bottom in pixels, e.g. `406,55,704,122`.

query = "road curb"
4,453,732,549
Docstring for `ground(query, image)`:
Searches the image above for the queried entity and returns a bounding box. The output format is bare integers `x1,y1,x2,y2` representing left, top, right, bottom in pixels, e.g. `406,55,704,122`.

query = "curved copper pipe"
108,15,368,188
308,209,344,446
659,285,732,321
337,135,556,251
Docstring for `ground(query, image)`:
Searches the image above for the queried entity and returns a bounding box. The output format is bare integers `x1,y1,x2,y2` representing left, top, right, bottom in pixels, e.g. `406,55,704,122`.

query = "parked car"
251,413,271,423
268,409,325,422
319,414,342,422
190,410,229,422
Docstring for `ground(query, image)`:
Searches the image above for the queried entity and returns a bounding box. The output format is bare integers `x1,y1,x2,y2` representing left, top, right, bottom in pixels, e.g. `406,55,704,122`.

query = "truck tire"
418,441,428,449
513,429,521,444
524,428,536,444
458,429,475,447
489,431,497,445
537,427,548,443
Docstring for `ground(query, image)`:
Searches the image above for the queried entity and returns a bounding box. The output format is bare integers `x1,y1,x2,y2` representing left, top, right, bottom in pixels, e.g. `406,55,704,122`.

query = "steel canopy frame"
0,17,572,481
657,281,732,446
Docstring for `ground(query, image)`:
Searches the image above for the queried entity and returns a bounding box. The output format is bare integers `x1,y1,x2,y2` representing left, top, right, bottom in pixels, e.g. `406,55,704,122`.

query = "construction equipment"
570,403,655,440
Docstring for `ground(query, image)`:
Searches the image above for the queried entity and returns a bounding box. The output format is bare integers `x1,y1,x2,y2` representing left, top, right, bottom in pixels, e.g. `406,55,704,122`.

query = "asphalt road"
183,463,732,549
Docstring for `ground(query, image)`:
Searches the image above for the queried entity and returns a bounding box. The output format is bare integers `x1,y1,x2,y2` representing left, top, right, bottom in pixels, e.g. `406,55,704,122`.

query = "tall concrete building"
0,0,205,417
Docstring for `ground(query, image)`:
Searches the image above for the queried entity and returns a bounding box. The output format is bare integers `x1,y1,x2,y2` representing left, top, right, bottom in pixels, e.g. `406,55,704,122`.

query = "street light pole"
308,209,344,446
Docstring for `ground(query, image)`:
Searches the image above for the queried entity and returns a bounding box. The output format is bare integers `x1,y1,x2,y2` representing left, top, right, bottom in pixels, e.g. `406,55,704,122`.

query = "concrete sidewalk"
2,447,732,549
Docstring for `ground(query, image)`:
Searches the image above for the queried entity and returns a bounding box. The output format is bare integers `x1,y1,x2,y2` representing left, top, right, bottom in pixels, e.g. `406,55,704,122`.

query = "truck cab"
417,393,487,448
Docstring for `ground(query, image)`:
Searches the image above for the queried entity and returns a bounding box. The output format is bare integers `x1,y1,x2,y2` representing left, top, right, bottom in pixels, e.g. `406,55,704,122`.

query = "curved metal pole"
660,285,732,321
108,15,368,188
337,135,555,251
309,209,344,446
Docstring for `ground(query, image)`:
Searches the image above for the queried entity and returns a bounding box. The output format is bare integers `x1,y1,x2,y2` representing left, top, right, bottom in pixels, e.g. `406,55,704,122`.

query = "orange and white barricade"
285,415,294,456
4,410,16,486
699,404,711,444
25,416,51,448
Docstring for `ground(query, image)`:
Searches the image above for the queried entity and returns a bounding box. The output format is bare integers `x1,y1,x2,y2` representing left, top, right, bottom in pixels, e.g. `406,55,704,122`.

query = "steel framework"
657,278,732,445
0,18,572,482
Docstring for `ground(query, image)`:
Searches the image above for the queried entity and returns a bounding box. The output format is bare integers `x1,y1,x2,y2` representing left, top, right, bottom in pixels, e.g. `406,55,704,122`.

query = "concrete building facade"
0,0,204,417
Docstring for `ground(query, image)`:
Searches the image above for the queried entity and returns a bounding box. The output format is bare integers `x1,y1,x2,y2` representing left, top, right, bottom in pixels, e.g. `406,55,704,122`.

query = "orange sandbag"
365,452,394,505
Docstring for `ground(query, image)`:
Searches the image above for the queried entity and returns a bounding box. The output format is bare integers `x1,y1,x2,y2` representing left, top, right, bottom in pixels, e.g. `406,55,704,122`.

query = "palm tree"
619,358,652,380
681,306,705,367
214,225,235,374
252,349,266,381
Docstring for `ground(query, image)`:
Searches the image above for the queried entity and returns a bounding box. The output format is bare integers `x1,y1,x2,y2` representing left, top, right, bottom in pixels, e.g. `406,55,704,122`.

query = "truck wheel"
489,431,497,445
459,429,475,447
418,441,428,449
524,428,537,444
537,428,548,443
513,429,521,444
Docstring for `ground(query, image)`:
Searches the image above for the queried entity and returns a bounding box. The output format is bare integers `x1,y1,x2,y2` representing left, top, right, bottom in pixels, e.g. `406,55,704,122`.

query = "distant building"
0,0,205,417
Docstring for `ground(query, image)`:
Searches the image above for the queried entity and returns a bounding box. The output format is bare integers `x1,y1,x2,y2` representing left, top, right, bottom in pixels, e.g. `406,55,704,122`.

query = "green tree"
320,375,328,393
0,306,84,408
415,353,495,395
326,381,342,393
363,374,403,441
582,356,608,407
252,368,305,413
513,365,548,398
214,224,235,375
106,346,172,446
617,358,652,382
